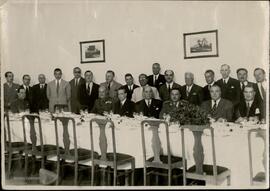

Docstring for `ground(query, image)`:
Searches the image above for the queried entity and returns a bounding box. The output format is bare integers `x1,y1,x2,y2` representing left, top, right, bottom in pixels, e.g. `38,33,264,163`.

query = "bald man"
216,64,240,107
180,72,204,106
32,74,49,112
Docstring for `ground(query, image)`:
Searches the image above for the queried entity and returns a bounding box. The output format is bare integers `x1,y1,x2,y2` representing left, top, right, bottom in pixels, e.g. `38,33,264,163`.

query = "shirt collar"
223,77,230,83
55,79,62,83
23,84,29,89
186,84,193,90
121,99,126,105
209,81,215,86
246,100,254,106
166,82,173,87
212,98,221,106
154,74,159,78
145,98,152,104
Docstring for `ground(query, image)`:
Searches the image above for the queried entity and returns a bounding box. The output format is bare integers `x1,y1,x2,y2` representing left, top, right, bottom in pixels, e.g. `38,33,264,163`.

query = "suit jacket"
147,74,166,90
121,84,139,100
100,80,122,100
200,98,234,122
135,99,162,119
131,85,161,103
70,78,85,114
32,83,49,112
159,82,181,101
113,99,135,117
216,77,240,106
4,82,20,111
19,85,34,112
46,79,71,113
202,82,217,101
78,82,99,112
91,97,114,115
181,84,204,106
254,82,266,117
235,99,265,120
159,100,188,119
10,99,30,113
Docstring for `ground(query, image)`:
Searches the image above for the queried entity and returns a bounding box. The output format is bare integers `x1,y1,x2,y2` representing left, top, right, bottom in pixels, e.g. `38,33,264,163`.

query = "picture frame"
183,30,218,59
80,40,105,63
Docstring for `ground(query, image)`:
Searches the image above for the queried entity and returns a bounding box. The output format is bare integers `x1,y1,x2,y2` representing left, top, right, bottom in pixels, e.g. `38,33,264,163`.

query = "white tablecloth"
5,113,267,187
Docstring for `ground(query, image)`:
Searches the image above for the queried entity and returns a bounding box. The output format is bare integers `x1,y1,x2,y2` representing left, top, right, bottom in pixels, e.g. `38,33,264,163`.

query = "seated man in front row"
91,86,114,115
235,85,265,123
135,86,162,119
10,88,30,113
113,87,135,117
159,88,188,119
200,85,234,122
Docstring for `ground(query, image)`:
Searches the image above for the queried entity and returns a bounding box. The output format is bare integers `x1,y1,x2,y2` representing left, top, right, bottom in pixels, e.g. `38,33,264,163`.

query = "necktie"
223,79,226,85
129,86,132,91
168,84,171,93
147,100,151,107
75,79,78,87
241,82,245,91
154,75,157,85
56,80,60,96
108,82,111,90
246,102,250,117
208,85,211,91
186,86,190,97
88,83,91,95
212,100,217,114
25,87,29,99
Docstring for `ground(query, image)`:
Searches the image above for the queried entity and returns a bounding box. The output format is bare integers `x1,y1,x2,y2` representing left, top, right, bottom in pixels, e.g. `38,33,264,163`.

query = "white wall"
1,0,269,86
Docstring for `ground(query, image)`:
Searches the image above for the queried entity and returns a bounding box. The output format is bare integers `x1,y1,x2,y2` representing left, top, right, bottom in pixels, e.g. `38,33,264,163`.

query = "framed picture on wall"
80,40,105,63
183,30,218,59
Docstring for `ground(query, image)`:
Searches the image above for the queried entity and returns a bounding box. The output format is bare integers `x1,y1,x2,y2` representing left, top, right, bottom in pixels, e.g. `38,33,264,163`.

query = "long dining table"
5,111,267,187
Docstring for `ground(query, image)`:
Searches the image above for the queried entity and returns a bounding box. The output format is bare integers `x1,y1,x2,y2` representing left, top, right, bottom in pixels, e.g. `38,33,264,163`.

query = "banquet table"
5,112,267,187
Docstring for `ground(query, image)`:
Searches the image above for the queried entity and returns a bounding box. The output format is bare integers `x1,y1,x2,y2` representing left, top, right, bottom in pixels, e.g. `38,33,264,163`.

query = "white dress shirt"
222,77,230,84
121,98,127,106
86,82,93,94
55,79,62,86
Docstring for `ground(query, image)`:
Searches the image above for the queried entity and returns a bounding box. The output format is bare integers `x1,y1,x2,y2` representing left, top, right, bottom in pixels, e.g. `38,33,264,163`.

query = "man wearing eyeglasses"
70,67,85,114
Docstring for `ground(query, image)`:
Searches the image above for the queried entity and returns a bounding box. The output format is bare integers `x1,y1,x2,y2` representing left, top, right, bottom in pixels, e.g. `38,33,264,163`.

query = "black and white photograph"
184,30,219,59
0,0,269,190
80,40,105,63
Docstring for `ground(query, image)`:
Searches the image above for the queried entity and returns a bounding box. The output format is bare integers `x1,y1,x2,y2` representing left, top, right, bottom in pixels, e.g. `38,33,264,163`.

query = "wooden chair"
22,114,58,179
248,128,266,185
54,104,68,113
54,116,99,185
90,118,135,186
140,119,186,186
181,125,231,186
4,113,32,179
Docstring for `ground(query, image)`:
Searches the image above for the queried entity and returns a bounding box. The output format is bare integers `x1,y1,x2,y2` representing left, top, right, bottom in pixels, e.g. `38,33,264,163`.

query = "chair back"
140,119,171,166
54,104,68,113
54,116,77,160
248,128,266,185
180,125,217,181
22,114,43,152
89,118,116,165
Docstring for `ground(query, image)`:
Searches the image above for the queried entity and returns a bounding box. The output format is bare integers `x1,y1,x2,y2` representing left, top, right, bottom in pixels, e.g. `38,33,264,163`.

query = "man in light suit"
147,63,166,90
135,86,162,119
100,70,122,101
131,73,160,103
121,73,139,100
158,70,181,101
46,68,71,113
78,70,99,112
180,72,204,106
70,67,85,114
201,85,234,122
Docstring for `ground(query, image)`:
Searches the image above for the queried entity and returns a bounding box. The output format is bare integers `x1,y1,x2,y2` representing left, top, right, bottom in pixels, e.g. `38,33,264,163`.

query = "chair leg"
113,168,117,186
7,152,12,179
41,156,45,169
143,167,147,186
168,168,172,186
131,160,135,186
227,175,231,186
24,153,28,181
56,158,60,185
74,162,78,185
107,167,111,185
155,174,159,185
91,164,95,186
125,170,129,186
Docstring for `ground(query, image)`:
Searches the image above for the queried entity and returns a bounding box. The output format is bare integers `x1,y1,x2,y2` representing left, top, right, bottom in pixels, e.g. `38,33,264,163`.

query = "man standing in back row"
32,74,49,112
147,63,166,90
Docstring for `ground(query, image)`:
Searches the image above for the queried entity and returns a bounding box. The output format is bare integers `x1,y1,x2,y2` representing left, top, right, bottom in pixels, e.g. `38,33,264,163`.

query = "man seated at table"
235,85,265,123
113,87,135,117
201,85,234,122
135,86,162,119
10,88,30,113
91,85,114,115
159,88,188,119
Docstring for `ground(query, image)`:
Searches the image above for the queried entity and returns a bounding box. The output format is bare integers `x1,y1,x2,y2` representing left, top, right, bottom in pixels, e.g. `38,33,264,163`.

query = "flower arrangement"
168,101,210,125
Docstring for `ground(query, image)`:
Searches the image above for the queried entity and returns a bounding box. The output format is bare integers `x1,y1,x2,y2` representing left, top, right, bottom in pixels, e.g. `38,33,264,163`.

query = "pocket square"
255,108,260,114
192,93,197,95
231,86,235,88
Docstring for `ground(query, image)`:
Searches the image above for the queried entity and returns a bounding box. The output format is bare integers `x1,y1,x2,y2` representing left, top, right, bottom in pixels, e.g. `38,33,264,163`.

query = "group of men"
4,63,267,123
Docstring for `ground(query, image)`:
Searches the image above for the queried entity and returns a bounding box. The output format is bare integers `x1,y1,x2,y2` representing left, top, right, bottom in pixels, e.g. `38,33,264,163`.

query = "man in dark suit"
180,72,204,106
70,67,85,114
147,63,166,90
202,70,217,101
32,74,49,112
236,68,256,103
78,70,99,113
19,74,33,112
216,64,240,107
235,85,265,122
201,85,234,122
159,70,181,101
159,88,188,119
121,73,139,100
113,87,135,117
253,68,266,105
4,71,20,112
135,86,162,119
